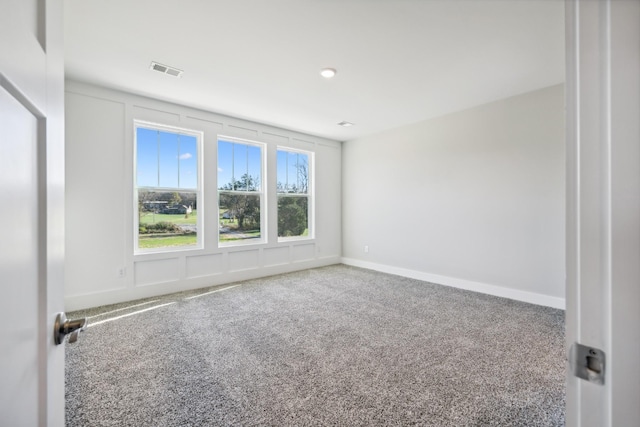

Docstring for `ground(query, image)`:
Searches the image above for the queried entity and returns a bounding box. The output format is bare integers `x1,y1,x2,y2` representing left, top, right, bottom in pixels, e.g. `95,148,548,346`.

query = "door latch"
54,312,87,345
570,342,605,385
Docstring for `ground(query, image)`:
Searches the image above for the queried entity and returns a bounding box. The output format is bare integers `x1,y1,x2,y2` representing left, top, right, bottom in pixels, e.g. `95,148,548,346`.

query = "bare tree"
296,157,308,193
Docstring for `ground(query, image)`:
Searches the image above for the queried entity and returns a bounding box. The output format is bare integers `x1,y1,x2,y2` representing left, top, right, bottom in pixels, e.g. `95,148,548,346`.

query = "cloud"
179,153,192,160
218,167,223,172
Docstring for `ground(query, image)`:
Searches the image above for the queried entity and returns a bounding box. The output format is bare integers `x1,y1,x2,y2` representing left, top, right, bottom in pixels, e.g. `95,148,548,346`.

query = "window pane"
159,131,179,188
276,150,287,193
287,152,298,192
218,140,234,190
219,193,261,243
136,127,158,187
178,135,197,189
233,143,248,191
297,153,309,194
278,196,308,238
247,145,262,191
138,189,198,249
135,124,201,252
276,149,311,240
277,150,309,194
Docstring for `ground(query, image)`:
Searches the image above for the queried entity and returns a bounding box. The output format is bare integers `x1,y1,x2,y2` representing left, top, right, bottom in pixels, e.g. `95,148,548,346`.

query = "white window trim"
217,136,267,247
133,120,204,254
277,146,314,242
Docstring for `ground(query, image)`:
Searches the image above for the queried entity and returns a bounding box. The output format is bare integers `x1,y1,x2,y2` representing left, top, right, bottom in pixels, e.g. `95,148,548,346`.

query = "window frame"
133,120,203,254
276,146,314,242
217,136,267,247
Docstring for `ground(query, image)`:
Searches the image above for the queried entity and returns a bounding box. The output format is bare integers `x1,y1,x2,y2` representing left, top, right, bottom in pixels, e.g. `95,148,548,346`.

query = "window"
218,138,265,245
135,122,201,252
277,149,312,239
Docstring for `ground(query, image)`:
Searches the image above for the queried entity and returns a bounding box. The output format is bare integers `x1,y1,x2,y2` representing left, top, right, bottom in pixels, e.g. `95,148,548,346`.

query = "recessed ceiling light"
150,61,184,78
337,121,354,127
320,68,337,79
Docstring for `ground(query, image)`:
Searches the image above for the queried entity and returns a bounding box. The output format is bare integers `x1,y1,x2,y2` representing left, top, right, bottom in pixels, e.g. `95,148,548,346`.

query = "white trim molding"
341,258,565,310
565,1,640,426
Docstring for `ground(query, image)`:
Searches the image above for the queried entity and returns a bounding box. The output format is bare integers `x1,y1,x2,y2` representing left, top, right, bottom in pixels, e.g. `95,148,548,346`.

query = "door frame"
565,0,640,426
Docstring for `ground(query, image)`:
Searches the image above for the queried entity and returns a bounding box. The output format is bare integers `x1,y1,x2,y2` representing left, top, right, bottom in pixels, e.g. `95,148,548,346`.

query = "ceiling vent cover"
337,121,354,127
150,61,183,78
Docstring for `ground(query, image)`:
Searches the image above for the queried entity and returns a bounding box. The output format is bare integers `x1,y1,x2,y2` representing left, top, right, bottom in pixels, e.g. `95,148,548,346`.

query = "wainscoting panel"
132,105,180,124
292,244,316,263
226,124,259,139
135,258,180,286
184,115,224,131
228,249,260,272
186,253,224,279
263,247,290,267
292,138,315,147
261,131,290,145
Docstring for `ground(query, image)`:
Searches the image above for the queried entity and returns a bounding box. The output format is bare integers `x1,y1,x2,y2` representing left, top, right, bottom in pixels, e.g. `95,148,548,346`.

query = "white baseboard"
341,258,565,310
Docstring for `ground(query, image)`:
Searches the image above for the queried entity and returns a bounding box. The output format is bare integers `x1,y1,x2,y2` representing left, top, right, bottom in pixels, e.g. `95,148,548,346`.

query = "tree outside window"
277,149,312,239
218,139,264,244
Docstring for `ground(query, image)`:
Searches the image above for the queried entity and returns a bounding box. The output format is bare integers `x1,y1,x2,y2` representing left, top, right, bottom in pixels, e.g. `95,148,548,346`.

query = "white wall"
65,81,341,310
342,84,565,308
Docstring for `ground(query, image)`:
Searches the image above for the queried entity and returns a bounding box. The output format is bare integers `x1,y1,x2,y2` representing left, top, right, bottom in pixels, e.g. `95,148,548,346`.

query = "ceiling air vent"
337,121,354,127
150,61,183,78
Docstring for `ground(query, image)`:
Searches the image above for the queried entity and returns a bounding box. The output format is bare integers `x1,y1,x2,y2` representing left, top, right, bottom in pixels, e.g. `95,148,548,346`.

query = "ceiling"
64,0,565,142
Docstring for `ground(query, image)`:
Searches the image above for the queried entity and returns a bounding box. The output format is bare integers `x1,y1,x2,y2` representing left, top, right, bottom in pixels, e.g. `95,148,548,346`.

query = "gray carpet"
66,264,565,426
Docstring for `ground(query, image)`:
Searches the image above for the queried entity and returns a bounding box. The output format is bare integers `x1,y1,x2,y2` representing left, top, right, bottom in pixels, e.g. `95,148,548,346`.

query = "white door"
0,1,66,426
565,0,640,426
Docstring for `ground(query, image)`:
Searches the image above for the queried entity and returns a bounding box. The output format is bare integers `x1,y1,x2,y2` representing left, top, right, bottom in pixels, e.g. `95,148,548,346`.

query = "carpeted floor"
65,264,565,426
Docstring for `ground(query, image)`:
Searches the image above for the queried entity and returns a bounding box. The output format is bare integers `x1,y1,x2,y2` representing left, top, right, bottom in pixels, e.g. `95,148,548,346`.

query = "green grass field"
138,234,197,248
140,210,197,225
139,210,197,248
138,209,307,247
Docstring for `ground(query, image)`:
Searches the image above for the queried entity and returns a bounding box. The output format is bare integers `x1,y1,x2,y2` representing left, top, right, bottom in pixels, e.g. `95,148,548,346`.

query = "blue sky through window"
218,139,262,191
136,127,197,189
277,150,308,193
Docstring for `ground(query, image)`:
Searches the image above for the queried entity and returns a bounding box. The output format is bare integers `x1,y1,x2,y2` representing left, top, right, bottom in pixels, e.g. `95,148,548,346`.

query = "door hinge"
570,342,605,385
